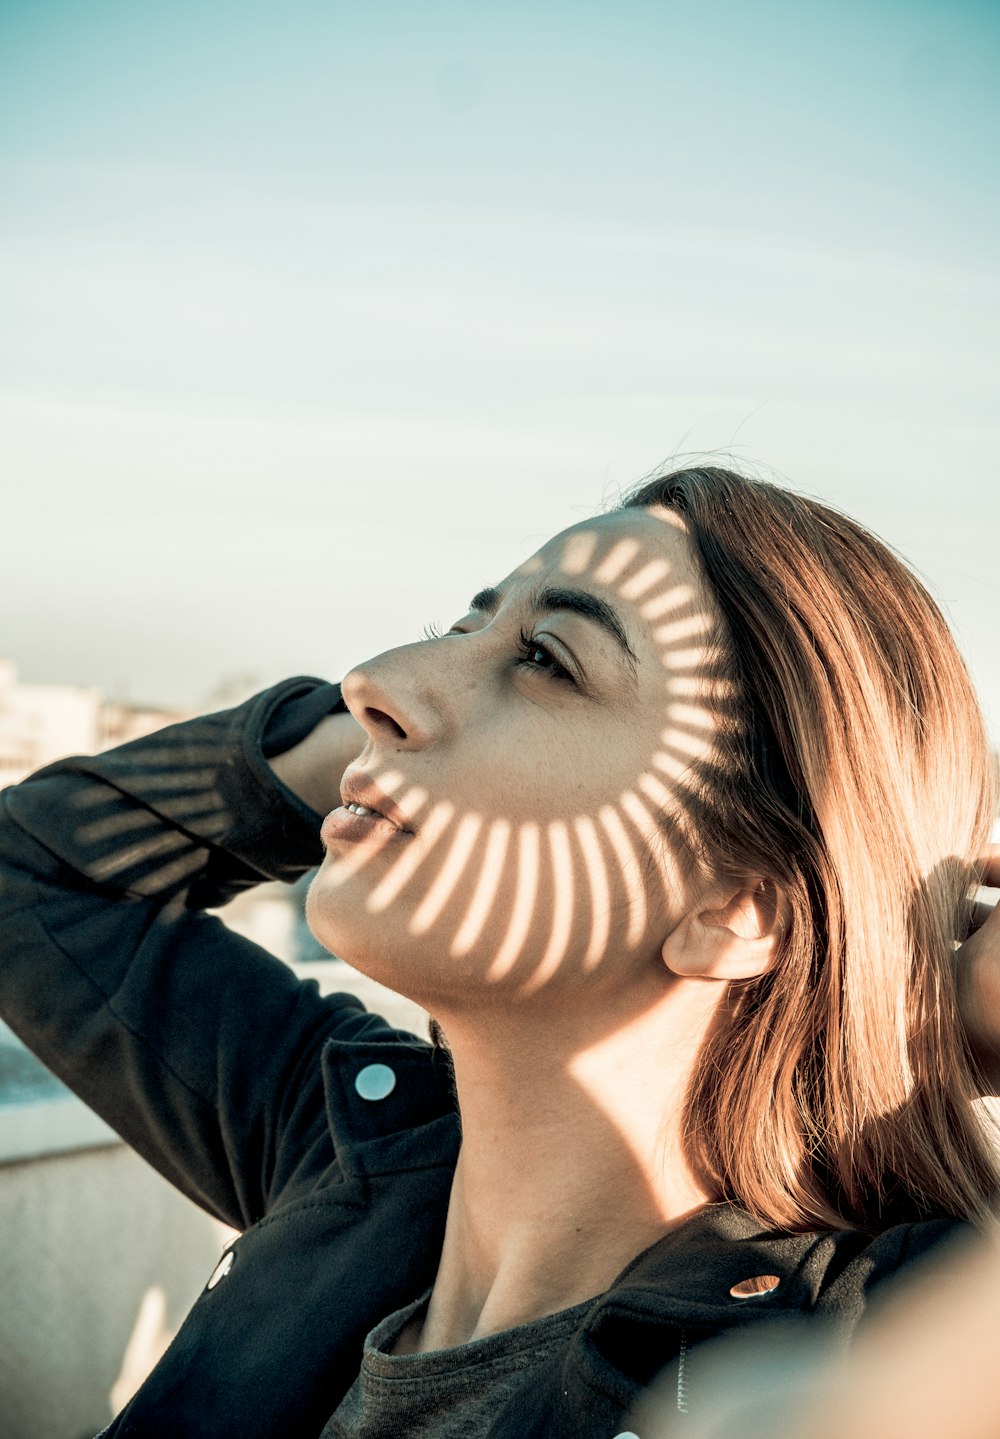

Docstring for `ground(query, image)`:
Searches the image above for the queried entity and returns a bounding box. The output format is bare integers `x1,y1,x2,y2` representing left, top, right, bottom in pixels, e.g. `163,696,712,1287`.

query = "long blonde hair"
625,466,998,1232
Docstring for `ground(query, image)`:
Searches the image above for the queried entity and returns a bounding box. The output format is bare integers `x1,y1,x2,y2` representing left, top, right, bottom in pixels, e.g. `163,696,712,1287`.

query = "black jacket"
0,677,964,1438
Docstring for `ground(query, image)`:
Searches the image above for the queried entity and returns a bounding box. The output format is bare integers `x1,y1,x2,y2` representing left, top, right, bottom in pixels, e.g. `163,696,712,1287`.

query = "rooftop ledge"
0,1095,120,1165
0,963,426,1167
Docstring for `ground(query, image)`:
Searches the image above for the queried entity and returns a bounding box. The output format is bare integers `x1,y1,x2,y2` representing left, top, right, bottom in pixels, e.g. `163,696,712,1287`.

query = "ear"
662,880,787,981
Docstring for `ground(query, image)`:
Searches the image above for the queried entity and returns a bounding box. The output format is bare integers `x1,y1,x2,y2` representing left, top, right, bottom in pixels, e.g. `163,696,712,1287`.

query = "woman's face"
307,506,724,1008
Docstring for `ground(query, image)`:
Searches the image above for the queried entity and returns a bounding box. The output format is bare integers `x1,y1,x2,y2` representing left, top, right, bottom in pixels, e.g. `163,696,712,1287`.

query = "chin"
306,874,373,964
305,872,415,989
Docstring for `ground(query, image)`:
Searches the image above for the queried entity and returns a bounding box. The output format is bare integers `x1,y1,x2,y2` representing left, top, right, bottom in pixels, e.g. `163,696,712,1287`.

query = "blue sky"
2,0,998,737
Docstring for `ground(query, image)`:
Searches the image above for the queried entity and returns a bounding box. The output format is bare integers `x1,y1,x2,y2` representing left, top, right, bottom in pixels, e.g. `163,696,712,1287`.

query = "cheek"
305,802,686,1000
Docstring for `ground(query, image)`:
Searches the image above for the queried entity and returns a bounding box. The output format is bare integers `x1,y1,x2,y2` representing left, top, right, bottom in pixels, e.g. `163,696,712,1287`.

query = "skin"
272,507,783,1351
956,847,1000,1093
269,507,1000,1354
307,506,722,1001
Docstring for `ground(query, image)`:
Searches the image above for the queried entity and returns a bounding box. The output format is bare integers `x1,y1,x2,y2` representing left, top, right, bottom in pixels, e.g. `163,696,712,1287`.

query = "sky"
1,0,998,737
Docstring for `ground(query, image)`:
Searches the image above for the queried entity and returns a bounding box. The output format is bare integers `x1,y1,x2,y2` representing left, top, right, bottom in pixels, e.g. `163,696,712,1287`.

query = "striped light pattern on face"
318,518,724,994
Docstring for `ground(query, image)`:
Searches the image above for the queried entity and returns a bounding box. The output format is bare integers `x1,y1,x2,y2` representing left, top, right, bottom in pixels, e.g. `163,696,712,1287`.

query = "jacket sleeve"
0,676,405,1230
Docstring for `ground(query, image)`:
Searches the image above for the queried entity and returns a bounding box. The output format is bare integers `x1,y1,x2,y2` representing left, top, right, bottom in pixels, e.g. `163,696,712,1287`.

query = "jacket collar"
589,1203,843,1328
321,1033,841,1311
321,1034,460,1182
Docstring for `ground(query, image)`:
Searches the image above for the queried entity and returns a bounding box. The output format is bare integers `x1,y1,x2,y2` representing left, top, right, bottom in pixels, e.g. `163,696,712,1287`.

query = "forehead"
514,506,704,606
501,507,724,769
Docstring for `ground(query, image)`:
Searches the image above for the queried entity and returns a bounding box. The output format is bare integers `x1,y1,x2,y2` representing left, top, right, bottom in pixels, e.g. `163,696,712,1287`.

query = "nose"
340,644,444,751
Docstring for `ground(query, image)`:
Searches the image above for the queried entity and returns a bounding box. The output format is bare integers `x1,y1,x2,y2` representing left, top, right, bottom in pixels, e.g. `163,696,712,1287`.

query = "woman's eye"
516,628,575,685
422,621,575,685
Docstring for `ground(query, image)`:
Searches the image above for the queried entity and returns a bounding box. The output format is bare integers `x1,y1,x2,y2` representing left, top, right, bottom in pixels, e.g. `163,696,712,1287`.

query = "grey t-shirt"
321,1291,594,1438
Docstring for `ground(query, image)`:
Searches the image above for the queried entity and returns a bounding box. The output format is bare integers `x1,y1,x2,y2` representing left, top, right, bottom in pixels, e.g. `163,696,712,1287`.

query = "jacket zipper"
676,1328,690,1415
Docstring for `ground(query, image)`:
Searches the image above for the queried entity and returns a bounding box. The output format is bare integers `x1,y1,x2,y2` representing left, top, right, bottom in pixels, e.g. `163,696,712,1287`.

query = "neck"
406,970,722,1352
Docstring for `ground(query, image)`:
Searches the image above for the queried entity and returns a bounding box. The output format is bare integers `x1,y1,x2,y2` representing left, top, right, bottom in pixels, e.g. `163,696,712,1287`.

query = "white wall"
0,960,426,1438
0,1142,230,1439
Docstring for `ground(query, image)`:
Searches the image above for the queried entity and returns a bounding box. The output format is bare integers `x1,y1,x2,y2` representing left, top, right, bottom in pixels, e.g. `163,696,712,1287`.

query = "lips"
339,772,413,833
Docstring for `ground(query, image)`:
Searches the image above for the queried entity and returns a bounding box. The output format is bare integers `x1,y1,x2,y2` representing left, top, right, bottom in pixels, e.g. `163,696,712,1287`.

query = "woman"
1,465,998,1438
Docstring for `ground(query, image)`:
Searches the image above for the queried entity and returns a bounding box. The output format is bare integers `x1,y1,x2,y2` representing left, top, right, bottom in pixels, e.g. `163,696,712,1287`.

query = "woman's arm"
0,678,386,1230
957,847,1000,1094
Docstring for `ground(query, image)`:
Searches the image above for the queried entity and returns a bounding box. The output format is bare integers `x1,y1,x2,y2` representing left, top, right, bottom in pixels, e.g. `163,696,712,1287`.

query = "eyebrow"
469,584,639,679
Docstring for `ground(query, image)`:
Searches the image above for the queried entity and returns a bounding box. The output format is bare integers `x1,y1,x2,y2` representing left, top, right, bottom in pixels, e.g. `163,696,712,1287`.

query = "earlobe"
661,881,786,981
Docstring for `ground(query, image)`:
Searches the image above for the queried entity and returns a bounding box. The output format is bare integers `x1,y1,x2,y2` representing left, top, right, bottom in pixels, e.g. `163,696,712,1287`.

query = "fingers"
966,847,1000,938
980,844,1000,893
969,900,996,937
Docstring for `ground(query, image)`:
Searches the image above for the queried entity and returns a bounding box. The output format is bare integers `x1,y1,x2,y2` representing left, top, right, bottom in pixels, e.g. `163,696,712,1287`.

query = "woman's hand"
268,711,366,820
957,846,1000,1095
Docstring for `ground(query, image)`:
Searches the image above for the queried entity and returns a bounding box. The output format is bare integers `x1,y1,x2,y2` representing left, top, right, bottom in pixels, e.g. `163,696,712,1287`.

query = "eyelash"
419,622,575,686
515,627,575,685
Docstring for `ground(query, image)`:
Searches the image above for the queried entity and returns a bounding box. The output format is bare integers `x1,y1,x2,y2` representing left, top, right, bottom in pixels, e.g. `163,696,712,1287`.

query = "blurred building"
0,658,100,787
0,657,187,788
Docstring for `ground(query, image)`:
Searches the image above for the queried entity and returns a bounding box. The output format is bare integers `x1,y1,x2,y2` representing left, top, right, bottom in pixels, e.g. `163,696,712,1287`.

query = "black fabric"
260,680,346,760
0,678,969,1438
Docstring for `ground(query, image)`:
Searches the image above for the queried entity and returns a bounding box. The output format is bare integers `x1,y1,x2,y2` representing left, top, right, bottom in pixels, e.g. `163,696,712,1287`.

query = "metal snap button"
729,1274,781,1299
207,1250,235,1290
354,1063,397,1101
